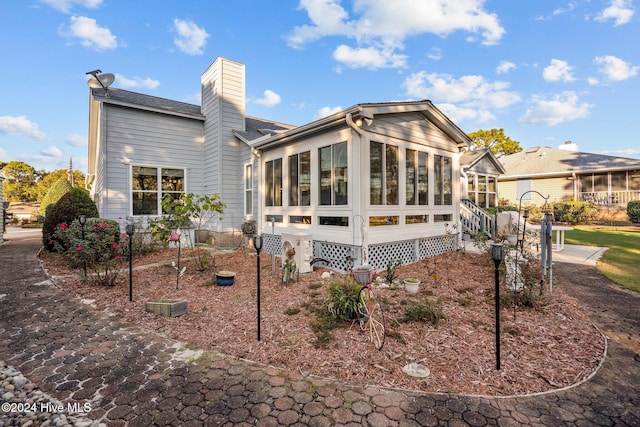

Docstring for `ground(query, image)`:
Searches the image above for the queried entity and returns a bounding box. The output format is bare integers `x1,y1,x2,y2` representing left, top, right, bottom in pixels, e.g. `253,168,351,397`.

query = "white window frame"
244,163,253,217
131,165,186,216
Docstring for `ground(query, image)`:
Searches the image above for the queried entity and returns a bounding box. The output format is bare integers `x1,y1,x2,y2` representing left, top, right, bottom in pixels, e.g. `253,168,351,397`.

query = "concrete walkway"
1,236,638,426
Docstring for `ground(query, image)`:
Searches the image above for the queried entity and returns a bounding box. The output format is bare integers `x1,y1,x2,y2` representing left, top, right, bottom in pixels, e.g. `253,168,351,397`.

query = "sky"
1,0,639,174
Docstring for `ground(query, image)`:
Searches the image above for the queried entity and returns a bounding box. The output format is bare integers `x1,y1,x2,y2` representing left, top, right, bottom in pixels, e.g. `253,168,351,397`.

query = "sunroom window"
265,158,282,207
406,149,428,205
434,155,452,205
289,151,311,206
370,142,398,205
319,142,347,205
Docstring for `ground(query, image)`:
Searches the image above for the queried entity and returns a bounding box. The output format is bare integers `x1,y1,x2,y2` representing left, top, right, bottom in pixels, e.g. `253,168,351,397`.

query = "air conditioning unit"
281,232,313,273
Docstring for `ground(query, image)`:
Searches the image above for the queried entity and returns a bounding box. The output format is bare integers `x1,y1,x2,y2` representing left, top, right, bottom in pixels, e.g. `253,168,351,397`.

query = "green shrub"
39,177,73,217
552,201,595,224
628,200,640,223
325,276,362,321
43,188,98,251
402,299,444,326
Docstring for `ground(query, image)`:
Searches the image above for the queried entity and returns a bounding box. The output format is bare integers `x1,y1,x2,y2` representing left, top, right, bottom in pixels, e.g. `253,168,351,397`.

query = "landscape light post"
126,223,135,302
253,235,263,341
491,243,504,370
79,214,87,281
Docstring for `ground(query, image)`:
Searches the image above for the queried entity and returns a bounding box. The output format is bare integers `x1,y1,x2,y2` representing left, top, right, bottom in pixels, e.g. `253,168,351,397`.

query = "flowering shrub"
147,193,225,271
53,217,124,286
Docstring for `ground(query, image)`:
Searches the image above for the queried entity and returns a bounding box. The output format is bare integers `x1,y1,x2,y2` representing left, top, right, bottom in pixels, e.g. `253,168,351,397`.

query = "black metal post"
253,235,263,341
491,243,504,370
176,239,181,290
79,214,87,281
126,224,135,302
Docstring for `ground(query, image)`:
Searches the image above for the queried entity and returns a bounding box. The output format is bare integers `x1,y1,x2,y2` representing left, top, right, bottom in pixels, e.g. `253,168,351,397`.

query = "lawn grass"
565,225,640,293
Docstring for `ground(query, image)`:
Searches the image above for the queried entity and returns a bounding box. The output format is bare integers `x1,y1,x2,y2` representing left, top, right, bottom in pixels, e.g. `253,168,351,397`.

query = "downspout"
253,149,263,238
571,172,577,201
345,112,365,263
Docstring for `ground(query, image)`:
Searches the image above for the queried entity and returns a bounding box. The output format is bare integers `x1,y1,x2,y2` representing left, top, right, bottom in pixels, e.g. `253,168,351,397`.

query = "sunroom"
249,101,471,272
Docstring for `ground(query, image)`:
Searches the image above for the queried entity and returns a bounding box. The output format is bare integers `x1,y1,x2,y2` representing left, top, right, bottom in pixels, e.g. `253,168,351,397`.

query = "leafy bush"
42,188,98,252
325,276,362,321
39,177,73,217
52,217,123,286
628,200,640,223
383,259,400,284
402,299,444,326
552,201,595,224
147,193,225,271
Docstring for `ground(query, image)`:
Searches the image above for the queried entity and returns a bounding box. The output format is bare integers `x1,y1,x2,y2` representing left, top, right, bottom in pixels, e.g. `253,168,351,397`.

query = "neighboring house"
5,202,40,224
87,56,472,271
498,144,640,207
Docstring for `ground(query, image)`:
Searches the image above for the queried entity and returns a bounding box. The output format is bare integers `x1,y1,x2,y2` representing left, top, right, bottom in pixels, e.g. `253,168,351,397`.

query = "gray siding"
103,105,204,219
201,57,247,231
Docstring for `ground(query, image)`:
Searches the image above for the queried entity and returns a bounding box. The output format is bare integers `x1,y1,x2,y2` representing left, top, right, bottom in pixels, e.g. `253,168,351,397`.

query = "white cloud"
287,0,505,69
594,55,639,81
41,146,62,158
61,15,118,51
0,148,8,162
595,0,635,26
519,91,592,126
332,45,407,69
287,0,352,47
426,47,442,61
115,73,161,89
553,1,578,16
253,90,282,107
0,116,47,140
543,59,576,82
65,133,87,147
173,18,209,55
40,0,102,14
315,106,343,120
496,60,516,74
403,72,520,113
436,103,495,123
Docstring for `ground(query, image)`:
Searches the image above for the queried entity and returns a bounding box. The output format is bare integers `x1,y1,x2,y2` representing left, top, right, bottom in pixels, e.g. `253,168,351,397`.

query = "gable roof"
460,148,506,175
91,88,204,119
252,100,471,150
499,146,640,179
233,117,296,143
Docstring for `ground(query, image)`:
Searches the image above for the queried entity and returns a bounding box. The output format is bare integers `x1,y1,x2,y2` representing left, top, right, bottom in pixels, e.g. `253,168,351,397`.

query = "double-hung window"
132,166,184,215
289,151,311,206
319,142,347,205
370,142,398,205
265,158,282,207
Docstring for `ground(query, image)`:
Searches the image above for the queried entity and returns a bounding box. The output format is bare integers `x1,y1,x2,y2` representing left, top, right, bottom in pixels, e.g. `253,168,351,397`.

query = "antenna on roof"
86,69,115,98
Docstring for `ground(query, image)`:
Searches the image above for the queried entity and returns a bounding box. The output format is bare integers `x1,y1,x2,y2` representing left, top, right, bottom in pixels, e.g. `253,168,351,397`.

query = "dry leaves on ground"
41,245,605,396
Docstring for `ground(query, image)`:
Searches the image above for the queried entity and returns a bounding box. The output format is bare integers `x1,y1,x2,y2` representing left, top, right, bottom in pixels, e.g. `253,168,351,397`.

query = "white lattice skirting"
263,234,457,273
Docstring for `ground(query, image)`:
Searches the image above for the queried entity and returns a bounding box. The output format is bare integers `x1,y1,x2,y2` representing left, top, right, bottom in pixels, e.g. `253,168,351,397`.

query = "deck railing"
460,199,493,238
580,190,640,206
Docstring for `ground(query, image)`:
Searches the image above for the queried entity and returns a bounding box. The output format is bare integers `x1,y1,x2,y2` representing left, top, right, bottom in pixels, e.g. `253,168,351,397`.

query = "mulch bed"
40,245,605,396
